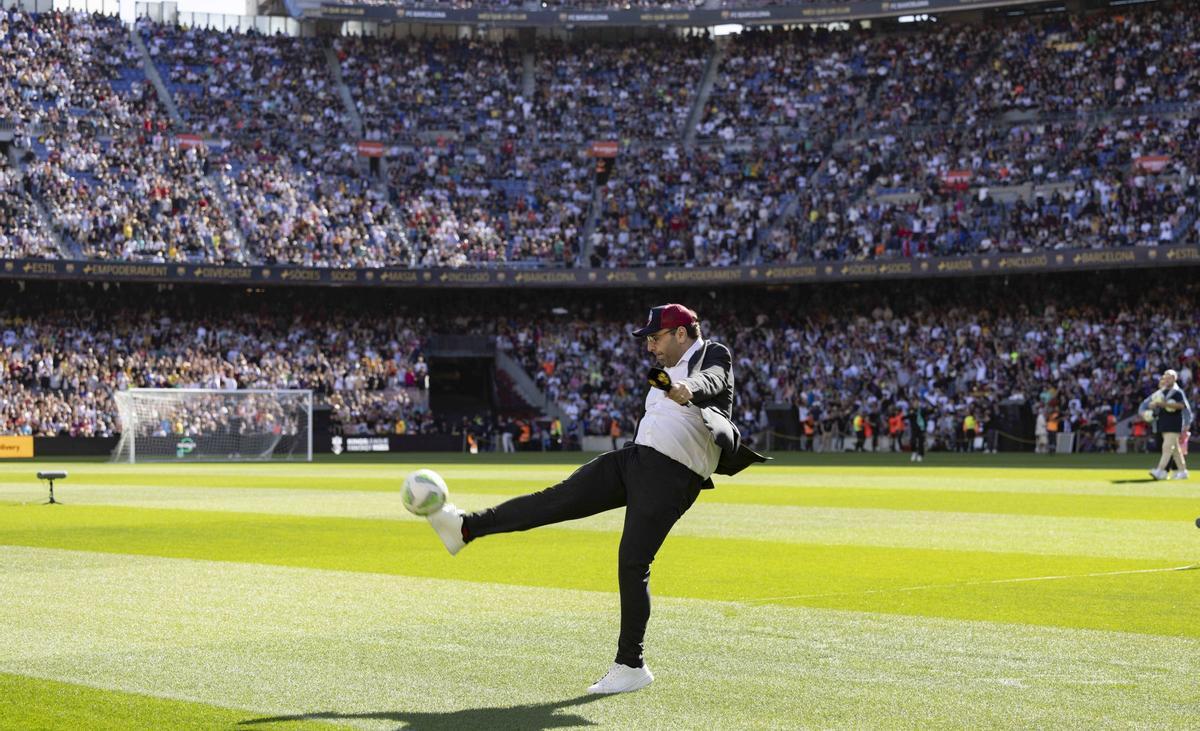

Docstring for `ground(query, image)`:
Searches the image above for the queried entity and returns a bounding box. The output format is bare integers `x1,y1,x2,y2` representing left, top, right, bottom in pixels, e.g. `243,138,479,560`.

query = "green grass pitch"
1,453,1197,729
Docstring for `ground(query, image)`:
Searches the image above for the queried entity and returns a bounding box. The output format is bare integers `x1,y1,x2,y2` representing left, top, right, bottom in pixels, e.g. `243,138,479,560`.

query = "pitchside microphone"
36,471,67,505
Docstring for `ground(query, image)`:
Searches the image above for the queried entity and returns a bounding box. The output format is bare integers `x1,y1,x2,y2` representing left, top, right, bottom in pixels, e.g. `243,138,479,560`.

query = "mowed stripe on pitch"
2,475,1193,521
0,504,1195,637
4,460,1197,498
1,485,1196,562
3,547,1198,730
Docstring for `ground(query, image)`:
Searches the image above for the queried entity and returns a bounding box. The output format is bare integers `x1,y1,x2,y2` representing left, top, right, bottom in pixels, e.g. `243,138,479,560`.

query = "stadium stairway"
6,146,74,259
325,46,365,140
522,49,536,101
493,369,543,418
131,27,183,127
751,153,834,263
578,182,604,266
683,42,724,148
495,350,563,421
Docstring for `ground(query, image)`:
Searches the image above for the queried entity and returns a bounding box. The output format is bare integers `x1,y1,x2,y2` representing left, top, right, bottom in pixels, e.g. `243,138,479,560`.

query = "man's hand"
668,381,693,405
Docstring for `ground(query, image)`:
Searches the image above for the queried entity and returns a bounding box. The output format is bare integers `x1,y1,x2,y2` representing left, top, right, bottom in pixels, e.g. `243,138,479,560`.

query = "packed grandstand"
1,0,1197,453
2,2,1197,268
1,274,1195,453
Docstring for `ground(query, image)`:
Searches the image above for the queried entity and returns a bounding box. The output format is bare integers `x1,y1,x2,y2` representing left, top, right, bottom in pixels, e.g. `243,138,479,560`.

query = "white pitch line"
739,563,1200,605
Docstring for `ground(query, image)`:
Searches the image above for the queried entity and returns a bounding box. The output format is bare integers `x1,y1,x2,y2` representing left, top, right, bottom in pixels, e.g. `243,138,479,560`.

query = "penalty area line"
737,563,1200,605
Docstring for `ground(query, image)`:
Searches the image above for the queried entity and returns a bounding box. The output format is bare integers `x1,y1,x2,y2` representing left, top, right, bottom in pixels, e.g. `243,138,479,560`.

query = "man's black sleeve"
684,344,731,400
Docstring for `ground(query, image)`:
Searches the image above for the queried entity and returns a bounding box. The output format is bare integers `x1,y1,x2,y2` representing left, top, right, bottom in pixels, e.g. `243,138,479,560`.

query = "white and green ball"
1142,409,1156,423
401,469,448,516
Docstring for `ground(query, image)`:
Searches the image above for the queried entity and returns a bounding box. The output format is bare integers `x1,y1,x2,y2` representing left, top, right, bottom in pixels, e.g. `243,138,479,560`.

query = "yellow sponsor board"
0,436,33,458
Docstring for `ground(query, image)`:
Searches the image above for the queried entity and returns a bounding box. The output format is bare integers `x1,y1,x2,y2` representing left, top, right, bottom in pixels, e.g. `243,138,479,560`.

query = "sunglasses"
645,328,677,345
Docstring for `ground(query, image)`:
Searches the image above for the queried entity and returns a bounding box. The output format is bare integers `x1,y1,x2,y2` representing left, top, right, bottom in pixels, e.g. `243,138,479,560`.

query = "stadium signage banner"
357,141,386,158
2,247,1200,289
0,436,34,459
313,0,1035,25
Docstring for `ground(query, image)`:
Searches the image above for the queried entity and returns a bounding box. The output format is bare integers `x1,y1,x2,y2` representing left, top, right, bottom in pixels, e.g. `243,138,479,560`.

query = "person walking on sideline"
1147,369,1190,480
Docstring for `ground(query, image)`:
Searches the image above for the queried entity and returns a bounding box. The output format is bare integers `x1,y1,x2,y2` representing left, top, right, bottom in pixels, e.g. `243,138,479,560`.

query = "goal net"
112,389,313,463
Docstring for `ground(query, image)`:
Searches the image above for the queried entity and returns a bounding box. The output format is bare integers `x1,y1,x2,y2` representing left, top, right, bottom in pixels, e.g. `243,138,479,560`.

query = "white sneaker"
1170,470,1189,480
1149,469,1167,481
427,504,466,556
587,662,653,694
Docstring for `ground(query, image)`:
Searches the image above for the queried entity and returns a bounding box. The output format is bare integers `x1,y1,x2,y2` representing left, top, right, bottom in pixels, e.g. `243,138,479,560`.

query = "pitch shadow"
1109,478,1159,484
239,694,606,730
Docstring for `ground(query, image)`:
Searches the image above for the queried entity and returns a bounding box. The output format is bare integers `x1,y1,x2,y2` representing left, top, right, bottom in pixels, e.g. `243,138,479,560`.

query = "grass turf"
0,672,338,731
1,453,1198,729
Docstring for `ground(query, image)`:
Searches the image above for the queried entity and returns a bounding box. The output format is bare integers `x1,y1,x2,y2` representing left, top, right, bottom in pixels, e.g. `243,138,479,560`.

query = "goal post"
112,389,314,463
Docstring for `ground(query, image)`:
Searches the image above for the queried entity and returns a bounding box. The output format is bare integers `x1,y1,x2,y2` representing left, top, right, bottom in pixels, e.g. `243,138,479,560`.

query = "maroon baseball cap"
631,304,698,337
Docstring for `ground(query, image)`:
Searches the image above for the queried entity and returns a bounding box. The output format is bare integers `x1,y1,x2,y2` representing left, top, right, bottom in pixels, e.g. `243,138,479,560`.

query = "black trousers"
462,445,703,668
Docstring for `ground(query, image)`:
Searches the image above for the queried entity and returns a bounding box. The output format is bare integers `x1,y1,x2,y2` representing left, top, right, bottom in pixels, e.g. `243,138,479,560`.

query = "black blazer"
682,339,769,487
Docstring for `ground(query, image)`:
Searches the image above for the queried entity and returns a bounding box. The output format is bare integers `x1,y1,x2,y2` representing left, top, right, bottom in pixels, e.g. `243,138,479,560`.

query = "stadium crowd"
142,23,352,145
0,157,60,260
1,8,162,136
26,130,245,263
502,275,1194,450
3,3,1200,270
1,274,1196,452
0,293,431,437
533,35,709,144
590,141,818,267
335,35,524,144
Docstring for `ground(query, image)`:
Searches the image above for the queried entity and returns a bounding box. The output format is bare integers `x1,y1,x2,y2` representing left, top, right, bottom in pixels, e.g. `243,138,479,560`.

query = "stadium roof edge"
297,0,1063,28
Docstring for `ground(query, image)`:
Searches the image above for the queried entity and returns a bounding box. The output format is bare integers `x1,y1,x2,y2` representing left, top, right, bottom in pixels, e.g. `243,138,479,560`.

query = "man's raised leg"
461,449,629,542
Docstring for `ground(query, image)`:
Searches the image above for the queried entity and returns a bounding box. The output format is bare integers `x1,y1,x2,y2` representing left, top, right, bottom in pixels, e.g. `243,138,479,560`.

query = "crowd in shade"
532,35,710,144
334,35,526,144
3,3,1200,270
590,142,819,267
498,276,1198,450
1,275,1197,445
0,292,433,437
700,6,1200,143
760,112,1200,262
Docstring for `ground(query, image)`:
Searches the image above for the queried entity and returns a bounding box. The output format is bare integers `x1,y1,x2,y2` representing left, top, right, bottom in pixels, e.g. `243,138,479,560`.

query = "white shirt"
635,339,722,478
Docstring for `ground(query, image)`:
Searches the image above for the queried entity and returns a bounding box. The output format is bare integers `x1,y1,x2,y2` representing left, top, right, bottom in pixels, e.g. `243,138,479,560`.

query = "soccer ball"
401,469,448,516
1150,390,1165,404
1142,409,1156,423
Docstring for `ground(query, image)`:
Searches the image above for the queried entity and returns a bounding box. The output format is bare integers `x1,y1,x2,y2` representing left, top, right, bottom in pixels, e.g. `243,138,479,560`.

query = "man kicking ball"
420,304,766,694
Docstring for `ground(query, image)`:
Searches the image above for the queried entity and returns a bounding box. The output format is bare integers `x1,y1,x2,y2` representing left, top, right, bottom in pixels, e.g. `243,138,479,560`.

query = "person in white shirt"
419,304,765,695
1147,369,1190,480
